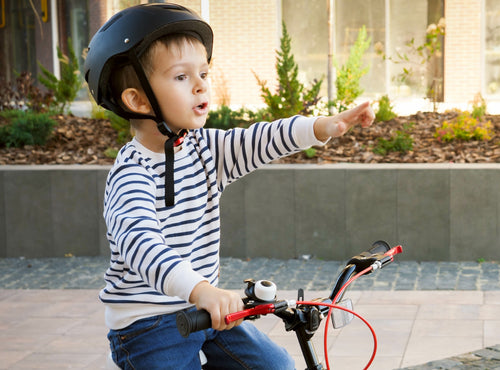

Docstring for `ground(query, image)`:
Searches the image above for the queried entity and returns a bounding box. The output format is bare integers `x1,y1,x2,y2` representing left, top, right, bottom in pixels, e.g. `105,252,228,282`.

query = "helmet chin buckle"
157,121,174,137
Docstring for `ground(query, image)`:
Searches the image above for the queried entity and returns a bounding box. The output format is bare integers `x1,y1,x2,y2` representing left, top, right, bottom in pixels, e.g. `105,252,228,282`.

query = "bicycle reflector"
331,299,354,329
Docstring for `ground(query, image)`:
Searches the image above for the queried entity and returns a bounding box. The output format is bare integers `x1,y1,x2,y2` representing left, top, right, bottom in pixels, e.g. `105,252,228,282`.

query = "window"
282,0,444,100
58,0,89,71
485,0,500,97
57,0,89,98
281,0,328,95
335,0,385,97
387,0,444,100
0,0,37,82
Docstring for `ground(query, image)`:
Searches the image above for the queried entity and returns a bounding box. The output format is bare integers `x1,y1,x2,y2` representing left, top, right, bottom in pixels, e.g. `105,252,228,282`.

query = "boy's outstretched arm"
313,101,375,142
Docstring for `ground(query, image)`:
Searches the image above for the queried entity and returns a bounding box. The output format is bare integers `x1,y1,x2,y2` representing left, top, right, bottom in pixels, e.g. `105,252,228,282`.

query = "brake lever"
373,245,403,270
347,244,403,273
225,300,292,324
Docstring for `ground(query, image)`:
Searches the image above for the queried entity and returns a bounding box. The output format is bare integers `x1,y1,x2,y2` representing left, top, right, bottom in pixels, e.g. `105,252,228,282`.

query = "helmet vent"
100,12,123,32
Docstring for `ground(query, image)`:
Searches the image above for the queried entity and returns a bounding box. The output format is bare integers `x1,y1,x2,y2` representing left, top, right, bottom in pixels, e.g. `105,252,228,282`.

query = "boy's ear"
121,88,152,115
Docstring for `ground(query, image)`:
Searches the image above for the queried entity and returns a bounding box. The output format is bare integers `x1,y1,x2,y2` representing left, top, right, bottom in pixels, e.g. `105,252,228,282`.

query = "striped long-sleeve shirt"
100,116,325,329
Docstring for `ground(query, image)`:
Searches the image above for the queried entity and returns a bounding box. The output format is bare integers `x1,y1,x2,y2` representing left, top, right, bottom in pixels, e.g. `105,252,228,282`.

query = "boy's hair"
110,34,205,114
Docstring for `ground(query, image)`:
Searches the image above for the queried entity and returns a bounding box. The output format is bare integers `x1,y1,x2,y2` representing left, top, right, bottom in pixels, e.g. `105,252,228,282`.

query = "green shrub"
373,123,414,155
38,39,81,114
105,110,131,144
90,99,108,120
375,95,397,122
0,110,56,147
471,93,487,121
434,111,493,142
89,98,130,146
303,147,317,158
205,105,255,129
104,147,119,159
0,122,9,144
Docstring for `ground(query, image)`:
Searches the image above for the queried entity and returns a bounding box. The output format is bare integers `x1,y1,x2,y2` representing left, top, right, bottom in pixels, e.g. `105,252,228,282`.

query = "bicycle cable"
297,264,377,370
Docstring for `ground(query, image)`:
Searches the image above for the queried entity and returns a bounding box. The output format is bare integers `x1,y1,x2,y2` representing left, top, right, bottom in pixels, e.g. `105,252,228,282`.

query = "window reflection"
485,0,500,96
282,0,444,100
0,0,36,83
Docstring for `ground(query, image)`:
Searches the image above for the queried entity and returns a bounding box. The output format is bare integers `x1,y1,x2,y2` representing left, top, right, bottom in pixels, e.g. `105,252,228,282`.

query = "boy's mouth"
193,102,209,114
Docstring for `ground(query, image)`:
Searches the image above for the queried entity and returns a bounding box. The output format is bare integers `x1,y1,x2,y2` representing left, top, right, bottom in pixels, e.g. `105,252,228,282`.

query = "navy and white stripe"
100,116,321,329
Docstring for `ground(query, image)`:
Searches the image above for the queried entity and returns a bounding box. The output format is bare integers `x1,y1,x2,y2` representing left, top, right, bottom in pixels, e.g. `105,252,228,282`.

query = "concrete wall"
1,164,500,261
0,166,109,258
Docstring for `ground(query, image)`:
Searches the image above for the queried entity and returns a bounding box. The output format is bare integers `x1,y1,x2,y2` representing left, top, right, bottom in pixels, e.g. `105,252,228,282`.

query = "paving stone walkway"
1,256,499,291
400,344,500,369
1,256,499,369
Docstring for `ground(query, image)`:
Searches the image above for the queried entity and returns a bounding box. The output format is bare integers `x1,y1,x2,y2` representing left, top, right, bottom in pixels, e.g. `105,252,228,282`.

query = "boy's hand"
189,281,244,331
314,101,375,142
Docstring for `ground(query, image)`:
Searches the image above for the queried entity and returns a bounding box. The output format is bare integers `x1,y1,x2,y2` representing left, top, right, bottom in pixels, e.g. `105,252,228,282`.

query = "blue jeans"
108,309,295,369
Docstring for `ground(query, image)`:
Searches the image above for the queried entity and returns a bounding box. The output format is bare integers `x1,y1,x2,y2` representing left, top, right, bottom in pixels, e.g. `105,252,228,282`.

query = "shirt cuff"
164,260,208,303
292,116,330,149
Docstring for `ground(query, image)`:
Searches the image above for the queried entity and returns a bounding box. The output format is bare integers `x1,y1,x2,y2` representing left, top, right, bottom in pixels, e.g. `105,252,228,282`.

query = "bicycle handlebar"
329,242,402,302
176,309,212,338
346,240,391,272
176,242,403,338
176,301,292,338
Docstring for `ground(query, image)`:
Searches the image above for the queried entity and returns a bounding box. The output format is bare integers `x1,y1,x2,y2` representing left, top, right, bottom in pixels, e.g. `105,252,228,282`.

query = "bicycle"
176,240,403,370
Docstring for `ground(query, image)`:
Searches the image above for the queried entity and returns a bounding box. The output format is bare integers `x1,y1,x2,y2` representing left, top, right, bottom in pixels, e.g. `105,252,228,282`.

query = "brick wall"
209,0,279,107
444,0,482,103
175,0,202,15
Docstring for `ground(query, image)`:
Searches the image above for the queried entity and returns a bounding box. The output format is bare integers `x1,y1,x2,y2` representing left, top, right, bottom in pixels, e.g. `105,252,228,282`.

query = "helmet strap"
129,51,187,207
163,129,187,207
128,52,171,132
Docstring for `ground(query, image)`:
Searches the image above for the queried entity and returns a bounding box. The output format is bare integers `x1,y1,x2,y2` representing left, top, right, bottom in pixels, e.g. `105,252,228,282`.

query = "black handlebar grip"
347,240,392,273
176,309,212,338
367,240,391,255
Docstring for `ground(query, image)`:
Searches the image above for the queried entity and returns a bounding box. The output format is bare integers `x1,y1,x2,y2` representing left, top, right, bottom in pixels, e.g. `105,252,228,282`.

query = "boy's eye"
200,72,208,80
175,74,187,81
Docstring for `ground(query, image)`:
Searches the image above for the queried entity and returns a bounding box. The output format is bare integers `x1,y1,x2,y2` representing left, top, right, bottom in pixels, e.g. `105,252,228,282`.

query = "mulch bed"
1,111,500,165
0,115,120,165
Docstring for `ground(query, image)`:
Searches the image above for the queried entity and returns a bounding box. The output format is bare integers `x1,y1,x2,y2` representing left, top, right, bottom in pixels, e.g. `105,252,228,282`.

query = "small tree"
377,18,445,111
254,22,323,120
38,38,82,114
332,26,371,112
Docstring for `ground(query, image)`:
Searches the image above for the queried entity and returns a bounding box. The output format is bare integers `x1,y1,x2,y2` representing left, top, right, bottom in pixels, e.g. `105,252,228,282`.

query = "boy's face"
148,39,210,133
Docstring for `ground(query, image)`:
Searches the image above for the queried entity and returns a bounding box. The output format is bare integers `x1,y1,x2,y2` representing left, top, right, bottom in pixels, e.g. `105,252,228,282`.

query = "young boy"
85,3,374,369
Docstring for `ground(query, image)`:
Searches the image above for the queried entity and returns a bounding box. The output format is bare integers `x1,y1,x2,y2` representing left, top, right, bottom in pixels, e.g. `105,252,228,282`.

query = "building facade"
0,0,499,112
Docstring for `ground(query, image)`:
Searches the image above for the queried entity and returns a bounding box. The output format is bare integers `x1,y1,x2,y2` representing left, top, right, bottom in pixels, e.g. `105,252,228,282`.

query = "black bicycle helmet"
84,3,213,207
84,3,213,125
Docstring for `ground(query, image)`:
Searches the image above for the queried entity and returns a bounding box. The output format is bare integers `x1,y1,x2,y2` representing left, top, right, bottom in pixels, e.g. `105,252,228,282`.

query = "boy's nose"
193,78,207,94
